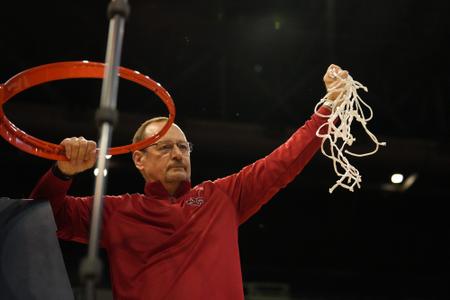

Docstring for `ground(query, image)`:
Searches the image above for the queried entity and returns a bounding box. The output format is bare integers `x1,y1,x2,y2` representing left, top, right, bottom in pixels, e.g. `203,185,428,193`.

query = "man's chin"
166,170,189,182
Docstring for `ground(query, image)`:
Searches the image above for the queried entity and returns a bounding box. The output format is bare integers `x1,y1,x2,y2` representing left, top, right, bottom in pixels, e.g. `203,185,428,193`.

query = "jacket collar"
144,180,191,199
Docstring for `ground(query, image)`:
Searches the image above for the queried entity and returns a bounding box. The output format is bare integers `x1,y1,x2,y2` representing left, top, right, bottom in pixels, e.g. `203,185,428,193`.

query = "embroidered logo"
186,197,204,207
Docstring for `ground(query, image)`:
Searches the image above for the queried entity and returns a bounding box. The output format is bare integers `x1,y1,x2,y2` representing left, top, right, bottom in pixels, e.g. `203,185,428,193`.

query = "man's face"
133,122,191,188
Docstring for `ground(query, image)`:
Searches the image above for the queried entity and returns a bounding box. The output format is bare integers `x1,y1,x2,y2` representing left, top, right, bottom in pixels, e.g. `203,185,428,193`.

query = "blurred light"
94,168,108,177
254,64,263,73
402,173,418,190
382,172,418,192
105,154,112,160
274,20,281,30
391,173,404,184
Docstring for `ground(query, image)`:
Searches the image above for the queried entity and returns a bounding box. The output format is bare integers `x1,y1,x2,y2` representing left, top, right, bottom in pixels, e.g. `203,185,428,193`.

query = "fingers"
323,64,349,90
321,64,351,102
324,64,348,80
61,137,97,162
328,64,340,79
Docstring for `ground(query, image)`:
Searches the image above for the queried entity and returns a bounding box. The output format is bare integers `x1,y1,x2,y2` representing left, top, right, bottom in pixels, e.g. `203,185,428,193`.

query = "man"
30,64,347,300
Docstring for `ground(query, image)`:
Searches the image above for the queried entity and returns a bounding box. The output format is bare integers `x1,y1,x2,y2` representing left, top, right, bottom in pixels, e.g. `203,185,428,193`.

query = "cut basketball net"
314,68,386,193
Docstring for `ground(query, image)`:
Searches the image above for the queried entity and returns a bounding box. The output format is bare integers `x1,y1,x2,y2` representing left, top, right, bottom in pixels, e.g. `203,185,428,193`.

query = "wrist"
322,99,334,110
52,164,74,181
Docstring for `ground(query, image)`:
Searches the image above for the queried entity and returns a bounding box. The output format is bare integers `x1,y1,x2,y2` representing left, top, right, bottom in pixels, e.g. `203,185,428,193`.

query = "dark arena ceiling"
1,0,449,299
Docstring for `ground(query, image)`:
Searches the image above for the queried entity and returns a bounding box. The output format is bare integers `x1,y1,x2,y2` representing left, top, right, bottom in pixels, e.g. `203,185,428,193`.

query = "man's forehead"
144,122,186,139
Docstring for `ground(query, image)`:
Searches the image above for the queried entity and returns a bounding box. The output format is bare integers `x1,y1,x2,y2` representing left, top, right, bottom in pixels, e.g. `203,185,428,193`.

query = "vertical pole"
79,1,130,299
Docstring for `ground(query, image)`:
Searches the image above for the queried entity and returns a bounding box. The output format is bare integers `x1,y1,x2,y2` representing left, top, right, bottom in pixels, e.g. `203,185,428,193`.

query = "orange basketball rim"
0,61,175,160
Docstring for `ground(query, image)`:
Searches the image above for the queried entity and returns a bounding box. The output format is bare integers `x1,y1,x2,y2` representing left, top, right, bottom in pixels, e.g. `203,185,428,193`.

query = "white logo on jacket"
186,197,204,207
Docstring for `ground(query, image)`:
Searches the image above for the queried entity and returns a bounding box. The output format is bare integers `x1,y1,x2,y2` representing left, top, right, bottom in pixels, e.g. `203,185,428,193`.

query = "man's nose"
170,144,183,158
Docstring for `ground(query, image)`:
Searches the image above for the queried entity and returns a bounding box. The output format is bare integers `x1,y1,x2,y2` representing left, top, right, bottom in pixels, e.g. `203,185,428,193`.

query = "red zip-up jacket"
30,107,330,300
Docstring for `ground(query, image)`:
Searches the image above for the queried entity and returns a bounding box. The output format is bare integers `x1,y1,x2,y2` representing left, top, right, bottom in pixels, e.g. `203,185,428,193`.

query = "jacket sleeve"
29,168,95,244
213,106,330,224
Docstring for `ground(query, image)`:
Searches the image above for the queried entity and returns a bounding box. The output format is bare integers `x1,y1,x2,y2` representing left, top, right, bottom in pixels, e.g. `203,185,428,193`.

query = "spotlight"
382,173,418,192
391,173,404,184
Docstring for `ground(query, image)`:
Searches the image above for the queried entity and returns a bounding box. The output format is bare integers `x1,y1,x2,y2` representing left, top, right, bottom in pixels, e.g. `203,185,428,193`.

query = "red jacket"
30,107,329,300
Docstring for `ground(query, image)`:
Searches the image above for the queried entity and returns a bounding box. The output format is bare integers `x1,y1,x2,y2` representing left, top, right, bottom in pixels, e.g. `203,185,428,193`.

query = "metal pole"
79,1,130,299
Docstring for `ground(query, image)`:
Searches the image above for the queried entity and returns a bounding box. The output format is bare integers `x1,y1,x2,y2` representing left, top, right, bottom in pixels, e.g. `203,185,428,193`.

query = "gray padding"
0,198,74,300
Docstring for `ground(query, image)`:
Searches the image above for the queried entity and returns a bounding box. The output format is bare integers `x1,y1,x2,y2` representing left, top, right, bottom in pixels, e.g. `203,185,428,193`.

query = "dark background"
1,0,449,299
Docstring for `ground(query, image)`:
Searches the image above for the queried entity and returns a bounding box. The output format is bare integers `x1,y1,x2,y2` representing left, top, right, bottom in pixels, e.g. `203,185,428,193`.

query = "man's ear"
132,150,145,171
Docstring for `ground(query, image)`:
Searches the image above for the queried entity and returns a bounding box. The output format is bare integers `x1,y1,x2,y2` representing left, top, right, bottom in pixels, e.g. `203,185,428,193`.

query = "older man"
30,64,347,300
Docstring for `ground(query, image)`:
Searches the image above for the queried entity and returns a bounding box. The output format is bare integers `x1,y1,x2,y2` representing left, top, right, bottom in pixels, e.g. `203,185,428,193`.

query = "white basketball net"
314,72,386,193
